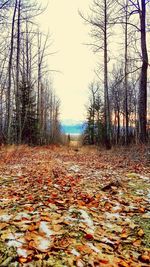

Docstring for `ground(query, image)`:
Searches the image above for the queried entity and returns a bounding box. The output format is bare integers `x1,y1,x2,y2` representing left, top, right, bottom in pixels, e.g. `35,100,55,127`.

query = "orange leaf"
0,223,8,230
40,216,51,222
99,259,109,264
133,239,141,246
139,207,145,213
18,257,28,263
28,195,33,200
118,259,130,267
28,223,39,231
76,244,92,254
25,206,34,212
120,233,129,239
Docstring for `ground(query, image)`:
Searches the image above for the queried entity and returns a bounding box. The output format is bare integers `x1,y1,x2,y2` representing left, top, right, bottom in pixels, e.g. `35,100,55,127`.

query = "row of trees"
81,0,149,147
0,0,61,145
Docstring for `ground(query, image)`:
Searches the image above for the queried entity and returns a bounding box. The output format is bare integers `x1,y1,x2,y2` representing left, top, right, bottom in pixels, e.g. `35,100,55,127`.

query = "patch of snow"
136,189,144,195
39,221,54,237
128,205,137,210
105,222,114,229
87,242,100,253
8,240,22,248
112,204,121,212
17,248,28,258
15,212,30,220
101,237,115,245
54,184,61,189
79,209,94,230
7,232,25,248
69,165,80,173
71,248,80,256
0,214,12,222
66,217,78,223
68,208,94,233
143,211,150,217
140,175,150,181
124,218,132,223
43,186,48,190
37,237,51,251
15,233,24,238
53,184,59,188
147,190,150,203
105,212,121,220
0,198,10,202
7,233,16,239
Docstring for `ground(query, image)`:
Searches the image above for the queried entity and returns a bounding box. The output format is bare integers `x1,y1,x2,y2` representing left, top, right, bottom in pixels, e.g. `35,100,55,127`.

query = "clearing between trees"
0,145,150,267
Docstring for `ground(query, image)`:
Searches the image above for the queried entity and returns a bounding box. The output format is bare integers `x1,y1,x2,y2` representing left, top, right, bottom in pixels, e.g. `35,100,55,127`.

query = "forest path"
0,145,150,266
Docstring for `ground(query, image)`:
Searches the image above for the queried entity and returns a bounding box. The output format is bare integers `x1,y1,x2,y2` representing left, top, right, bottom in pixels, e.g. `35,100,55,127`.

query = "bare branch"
0,0,10,9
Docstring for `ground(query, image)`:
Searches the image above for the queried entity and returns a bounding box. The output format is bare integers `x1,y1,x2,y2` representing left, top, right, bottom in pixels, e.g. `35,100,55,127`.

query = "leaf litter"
0,145,150,266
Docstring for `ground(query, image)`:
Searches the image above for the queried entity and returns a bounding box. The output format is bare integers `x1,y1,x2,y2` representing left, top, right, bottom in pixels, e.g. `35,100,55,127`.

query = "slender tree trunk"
26,19,29,83
16,0,21,144
125,0,129,145
117,108,120,144
104,0,111,149
7,0,17,143
0,58,6,136
114,110,117,144
40,84,44,143
49,91,53,143
37,31,41,124
91,91,95,145
138,0,148,143
0,89,3,134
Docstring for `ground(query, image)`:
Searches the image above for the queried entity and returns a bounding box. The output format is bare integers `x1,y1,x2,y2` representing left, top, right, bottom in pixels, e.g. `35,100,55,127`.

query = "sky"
39,0,150,123
40,0,97,122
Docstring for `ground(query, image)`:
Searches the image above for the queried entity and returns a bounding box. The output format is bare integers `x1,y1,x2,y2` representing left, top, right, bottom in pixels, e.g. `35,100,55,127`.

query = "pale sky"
39,0,150,122
40,0,97,122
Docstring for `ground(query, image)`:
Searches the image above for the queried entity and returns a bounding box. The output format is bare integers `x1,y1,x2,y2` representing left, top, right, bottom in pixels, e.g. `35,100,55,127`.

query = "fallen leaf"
138,229,144,237
53,224,62,232
99,259,109,264
85,233,94,240
133,239,141,247
18,257,28,263
118,259,130,267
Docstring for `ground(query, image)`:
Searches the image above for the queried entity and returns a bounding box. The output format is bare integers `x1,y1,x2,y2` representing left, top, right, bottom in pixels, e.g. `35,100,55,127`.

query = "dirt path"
0,145,150,266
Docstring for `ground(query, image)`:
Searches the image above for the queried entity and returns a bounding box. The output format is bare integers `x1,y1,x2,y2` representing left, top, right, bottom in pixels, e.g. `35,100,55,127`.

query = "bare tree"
123,0,149,142
7,0,18,143
80,0,117,148
0,0,61,145
137,0,149,142
124,0,129,144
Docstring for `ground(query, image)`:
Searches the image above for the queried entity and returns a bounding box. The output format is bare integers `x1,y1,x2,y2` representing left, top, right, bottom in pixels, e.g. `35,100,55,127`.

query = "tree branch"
0,0,10,9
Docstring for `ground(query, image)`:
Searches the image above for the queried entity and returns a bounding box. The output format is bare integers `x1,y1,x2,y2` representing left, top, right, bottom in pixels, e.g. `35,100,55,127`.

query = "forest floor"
0,144,150,267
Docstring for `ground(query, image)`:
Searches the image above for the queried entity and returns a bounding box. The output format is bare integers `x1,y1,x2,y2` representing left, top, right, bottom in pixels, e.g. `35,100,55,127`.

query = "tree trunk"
7,0,17,143
138,0,148,143
117,109,120,144
16,0,21,144
125,0,129,145
104,0,111,149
